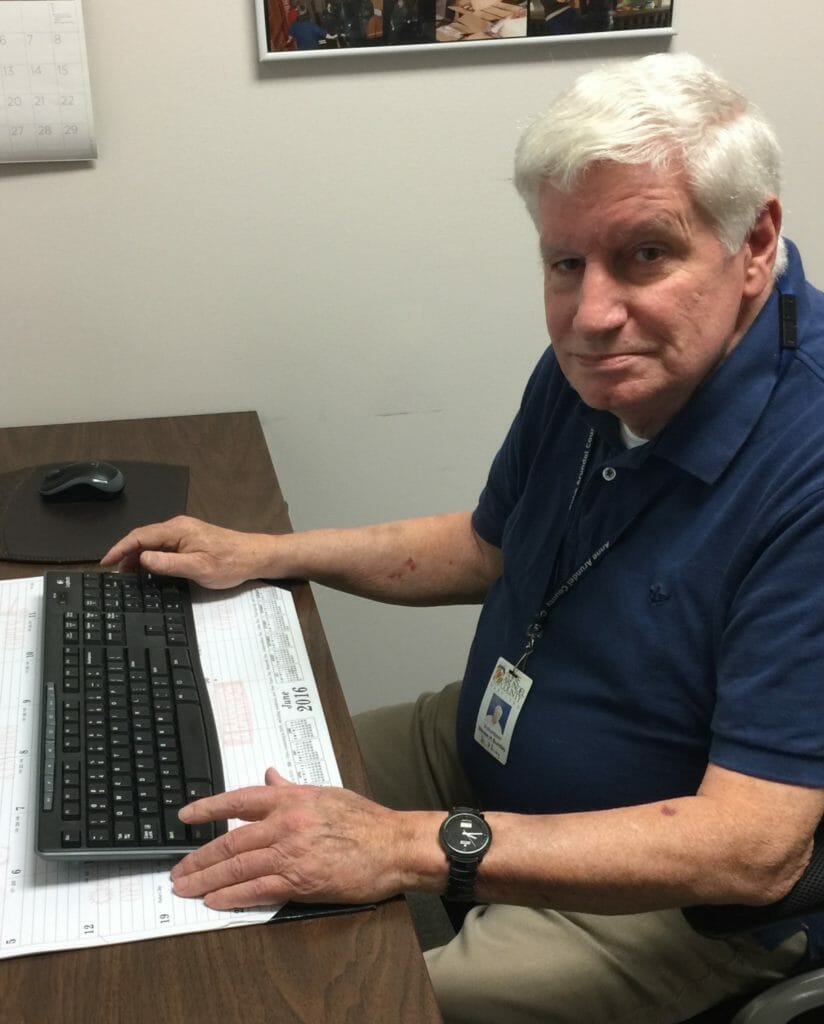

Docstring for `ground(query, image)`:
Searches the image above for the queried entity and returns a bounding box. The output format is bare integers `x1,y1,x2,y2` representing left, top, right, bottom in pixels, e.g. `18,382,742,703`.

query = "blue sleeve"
711,485,824,784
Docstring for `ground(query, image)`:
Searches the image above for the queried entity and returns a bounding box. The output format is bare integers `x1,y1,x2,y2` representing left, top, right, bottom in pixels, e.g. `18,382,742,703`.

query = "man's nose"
572,265,628,337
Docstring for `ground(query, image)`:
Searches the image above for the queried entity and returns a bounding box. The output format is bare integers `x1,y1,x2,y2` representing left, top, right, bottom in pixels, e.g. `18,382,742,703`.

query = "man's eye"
635,246,665,263
549,257,582,274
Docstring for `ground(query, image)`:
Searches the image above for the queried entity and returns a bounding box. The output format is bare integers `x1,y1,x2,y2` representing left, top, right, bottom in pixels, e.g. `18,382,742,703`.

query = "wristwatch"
439,807,492,902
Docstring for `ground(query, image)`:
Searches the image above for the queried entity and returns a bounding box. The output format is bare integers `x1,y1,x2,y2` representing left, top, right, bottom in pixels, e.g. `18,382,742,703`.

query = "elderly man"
103,54,824,1023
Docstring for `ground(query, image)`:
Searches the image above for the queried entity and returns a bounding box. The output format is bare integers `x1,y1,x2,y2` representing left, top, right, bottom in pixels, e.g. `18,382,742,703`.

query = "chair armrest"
731,966,824,1023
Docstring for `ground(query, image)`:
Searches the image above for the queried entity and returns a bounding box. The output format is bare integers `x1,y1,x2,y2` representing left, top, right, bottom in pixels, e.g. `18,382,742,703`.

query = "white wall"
3,0,822,713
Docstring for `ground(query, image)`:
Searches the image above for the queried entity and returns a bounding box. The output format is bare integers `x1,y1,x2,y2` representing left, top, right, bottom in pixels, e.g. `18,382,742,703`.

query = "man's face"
538,162,769,437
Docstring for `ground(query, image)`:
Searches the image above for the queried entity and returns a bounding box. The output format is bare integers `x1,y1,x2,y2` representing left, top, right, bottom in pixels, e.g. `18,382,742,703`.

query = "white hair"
514,53,786,276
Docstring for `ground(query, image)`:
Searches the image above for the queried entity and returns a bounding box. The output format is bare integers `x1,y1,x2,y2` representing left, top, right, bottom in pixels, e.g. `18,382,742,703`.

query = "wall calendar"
0,0,96,163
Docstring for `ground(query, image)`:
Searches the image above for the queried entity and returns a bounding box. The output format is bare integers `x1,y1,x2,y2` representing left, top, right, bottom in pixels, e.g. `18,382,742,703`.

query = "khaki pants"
353,682,807,1024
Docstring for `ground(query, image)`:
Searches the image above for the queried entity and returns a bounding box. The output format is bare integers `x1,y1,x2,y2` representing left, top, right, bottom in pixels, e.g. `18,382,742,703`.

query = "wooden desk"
0,412,442,1024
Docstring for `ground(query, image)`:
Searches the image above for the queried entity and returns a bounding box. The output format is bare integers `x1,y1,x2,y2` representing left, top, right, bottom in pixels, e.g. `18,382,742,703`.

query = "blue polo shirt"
459,241,824,824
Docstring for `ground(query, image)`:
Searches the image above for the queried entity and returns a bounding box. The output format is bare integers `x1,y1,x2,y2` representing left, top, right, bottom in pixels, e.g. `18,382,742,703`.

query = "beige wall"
3,0,821,712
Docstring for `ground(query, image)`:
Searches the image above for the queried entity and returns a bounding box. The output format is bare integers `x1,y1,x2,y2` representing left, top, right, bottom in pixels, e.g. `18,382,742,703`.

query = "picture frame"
255,0,676,61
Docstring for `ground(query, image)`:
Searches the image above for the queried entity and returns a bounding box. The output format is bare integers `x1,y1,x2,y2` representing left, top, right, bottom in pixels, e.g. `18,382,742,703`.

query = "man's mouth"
573,352,642,369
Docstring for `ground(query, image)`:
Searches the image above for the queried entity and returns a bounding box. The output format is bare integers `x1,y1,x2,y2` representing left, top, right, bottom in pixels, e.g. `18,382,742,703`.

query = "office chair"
680,821,824,1023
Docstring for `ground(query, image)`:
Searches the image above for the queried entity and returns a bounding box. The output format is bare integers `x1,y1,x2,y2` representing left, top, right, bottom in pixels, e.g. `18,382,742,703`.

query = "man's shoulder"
513,345,582,447
795,277,824,380
520,345,572,410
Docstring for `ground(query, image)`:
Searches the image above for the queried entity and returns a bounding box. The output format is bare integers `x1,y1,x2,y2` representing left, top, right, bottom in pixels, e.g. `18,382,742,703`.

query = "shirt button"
602,467,617,482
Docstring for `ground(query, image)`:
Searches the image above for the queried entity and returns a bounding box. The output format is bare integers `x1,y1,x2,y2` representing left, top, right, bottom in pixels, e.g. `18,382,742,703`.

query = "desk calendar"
0,0,96,163
0,578,342,959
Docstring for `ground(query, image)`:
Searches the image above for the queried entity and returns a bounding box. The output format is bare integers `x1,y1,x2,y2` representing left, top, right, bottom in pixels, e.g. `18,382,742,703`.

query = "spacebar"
177,702,212,783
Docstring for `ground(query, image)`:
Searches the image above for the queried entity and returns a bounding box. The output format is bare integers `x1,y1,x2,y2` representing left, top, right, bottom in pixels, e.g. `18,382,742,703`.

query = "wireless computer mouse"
38,460,126,502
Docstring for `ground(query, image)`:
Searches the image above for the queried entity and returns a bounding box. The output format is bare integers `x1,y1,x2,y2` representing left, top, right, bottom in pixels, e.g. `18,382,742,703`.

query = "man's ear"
742,197,782,298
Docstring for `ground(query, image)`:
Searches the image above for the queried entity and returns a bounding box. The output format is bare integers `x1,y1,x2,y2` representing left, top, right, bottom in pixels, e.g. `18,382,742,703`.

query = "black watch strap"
445,857,480,902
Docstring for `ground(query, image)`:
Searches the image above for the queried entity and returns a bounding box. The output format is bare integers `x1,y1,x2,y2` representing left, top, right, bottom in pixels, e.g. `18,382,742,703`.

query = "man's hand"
170,768,443,910
100,515,271,589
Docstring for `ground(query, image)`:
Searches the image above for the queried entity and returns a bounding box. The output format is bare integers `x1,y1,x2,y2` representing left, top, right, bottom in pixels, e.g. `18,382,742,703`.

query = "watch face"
442,811,490,857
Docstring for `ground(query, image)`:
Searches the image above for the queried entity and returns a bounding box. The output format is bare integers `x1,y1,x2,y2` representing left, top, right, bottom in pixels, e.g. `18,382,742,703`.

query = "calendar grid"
0,0,96,163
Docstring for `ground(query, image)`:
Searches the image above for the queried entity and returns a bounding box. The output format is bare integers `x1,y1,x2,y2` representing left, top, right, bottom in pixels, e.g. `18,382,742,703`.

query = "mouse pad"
0,461,189,563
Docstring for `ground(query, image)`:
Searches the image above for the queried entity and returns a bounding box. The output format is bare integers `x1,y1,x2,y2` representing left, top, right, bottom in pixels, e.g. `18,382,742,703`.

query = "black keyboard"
37,570,226,860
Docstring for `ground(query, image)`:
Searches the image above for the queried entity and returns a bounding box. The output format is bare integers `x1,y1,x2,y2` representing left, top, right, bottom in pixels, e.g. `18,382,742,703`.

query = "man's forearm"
400,766,824,914
255,511,500,606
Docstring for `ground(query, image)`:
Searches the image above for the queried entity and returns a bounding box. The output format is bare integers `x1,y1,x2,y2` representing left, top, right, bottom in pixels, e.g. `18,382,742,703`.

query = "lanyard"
514,428,609,670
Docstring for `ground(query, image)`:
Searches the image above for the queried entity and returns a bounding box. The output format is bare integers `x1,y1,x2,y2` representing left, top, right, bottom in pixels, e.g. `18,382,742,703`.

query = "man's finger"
171,825,285,891
178,784,278,825
264,766,289,787
171,814,283,883
139,548,195,578
201,875,292,911
100,521,176,565
99,532,143,566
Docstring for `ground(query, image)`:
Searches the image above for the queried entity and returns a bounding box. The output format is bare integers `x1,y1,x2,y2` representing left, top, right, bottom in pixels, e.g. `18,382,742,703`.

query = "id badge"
473,657,533,765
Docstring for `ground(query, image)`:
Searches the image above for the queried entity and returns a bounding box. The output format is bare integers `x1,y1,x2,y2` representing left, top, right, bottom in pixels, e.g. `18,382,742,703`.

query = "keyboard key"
139,818,161,844
163,810,188,844
115,824,137,844
176,703,213,780
189,824,215,843
186,781,213,801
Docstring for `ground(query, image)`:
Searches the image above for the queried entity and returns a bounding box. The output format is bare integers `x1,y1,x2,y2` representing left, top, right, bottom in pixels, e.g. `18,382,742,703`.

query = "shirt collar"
579,240,808,484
